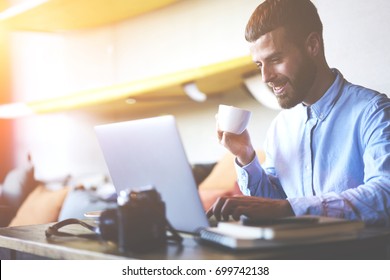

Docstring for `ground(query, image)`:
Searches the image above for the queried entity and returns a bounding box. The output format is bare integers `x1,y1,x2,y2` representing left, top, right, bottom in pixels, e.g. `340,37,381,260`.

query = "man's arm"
205,152,293,221
234,153,288,199
289,96,390,226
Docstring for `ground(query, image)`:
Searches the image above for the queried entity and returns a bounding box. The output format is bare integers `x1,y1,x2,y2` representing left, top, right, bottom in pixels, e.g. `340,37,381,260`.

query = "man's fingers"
207,196,265,221
232,206,248,221
217,130,223,142
206,206,213,219
210,196,228,221
220,197,243,221
220,196,263,221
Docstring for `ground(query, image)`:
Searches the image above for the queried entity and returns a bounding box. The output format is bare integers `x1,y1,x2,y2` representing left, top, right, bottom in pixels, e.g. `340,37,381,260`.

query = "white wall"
315,0,390,95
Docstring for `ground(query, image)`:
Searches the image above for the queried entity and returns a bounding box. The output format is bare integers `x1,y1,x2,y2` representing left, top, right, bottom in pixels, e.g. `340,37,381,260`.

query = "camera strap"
45,218,102,239
45,217,183,245
164,218,183,244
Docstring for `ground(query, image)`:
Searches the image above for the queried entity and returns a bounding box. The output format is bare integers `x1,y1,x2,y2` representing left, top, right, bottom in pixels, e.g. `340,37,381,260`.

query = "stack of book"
198,215,365,250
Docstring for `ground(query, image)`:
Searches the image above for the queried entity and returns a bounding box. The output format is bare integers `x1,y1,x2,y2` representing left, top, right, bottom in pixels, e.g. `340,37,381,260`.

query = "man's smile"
269,81,288,96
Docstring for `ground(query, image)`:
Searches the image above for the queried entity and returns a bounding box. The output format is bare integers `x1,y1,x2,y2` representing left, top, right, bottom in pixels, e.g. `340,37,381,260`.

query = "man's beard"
276,56,317,109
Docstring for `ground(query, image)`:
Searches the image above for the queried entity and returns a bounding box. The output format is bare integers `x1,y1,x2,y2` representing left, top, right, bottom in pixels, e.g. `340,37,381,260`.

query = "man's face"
249,27,316,109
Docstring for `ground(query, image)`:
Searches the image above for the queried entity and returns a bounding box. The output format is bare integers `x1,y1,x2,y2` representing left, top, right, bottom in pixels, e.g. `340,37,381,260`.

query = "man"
207,0,390,226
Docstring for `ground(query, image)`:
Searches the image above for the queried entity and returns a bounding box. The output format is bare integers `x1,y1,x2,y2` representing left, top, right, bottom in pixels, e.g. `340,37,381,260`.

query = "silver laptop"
94,115,209,233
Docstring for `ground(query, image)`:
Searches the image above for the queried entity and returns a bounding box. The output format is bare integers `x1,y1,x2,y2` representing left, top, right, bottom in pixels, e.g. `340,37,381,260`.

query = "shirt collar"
308,69,344,121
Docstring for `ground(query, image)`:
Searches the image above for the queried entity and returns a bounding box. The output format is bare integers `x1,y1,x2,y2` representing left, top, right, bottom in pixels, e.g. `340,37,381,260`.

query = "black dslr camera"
114,187,167,252
46,187,182,253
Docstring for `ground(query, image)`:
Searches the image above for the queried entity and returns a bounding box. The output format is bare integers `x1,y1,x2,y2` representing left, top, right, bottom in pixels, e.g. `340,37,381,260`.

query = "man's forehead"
249,27,291,60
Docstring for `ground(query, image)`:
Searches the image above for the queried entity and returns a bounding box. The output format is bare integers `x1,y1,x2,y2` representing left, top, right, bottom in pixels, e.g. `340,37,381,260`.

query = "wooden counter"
1,222,390,260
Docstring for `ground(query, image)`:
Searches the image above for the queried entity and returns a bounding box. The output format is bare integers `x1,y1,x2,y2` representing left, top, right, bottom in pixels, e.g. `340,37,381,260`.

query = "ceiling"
0,0,181,31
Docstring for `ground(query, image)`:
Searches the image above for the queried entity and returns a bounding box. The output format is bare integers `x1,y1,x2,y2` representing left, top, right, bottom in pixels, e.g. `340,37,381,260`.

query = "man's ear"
305,32,321,57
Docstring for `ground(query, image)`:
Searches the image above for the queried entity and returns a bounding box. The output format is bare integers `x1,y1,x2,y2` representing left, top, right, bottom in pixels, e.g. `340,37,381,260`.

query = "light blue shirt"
236,69,390,226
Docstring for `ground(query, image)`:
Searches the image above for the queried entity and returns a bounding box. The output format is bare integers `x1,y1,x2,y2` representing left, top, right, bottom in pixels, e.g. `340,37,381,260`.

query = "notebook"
94,115,209,234
216,215,364,240
198,216,364,250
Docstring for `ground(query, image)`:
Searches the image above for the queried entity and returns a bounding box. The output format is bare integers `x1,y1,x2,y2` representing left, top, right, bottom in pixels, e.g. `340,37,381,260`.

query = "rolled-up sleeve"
235,154,287,199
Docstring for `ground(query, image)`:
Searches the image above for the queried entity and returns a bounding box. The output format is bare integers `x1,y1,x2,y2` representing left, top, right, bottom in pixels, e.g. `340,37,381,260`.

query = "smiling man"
207,0,390,226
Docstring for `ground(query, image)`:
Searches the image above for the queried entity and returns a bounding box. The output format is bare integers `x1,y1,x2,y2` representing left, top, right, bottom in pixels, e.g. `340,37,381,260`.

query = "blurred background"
0,0,389,183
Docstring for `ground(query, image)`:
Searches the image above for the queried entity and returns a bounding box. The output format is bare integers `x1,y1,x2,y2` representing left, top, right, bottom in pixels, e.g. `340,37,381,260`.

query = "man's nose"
261,65,276,84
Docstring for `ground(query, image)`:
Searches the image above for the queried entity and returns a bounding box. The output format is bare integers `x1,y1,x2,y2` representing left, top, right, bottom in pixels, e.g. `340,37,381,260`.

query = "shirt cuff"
288,193,359,220
234,155,263,196
287,196,323,216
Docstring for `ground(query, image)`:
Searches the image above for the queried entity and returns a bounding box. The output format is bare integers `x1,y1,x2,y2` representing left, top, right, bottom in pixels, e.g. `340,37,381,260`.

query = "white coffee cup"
218,104,251,134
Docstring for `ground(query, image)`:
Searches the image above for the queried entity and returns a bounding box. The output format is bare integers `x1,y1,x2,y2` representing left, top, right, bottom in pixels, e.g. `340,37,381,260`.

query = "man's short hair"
245,0,323,47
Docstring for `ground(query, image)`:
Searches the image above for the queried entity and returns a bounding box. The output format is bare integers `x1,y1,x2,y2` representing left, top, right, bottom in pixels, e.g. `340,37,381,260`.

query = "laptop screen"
94,115,209,233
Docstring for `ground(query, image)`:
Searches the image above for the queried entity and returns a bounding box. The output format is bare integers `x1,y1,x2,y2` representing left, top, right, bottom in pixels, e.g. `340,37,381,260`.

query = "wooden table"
0,222,390,260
